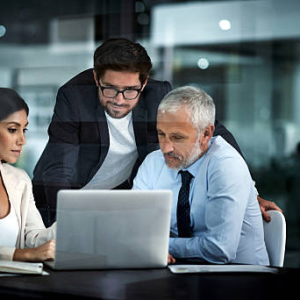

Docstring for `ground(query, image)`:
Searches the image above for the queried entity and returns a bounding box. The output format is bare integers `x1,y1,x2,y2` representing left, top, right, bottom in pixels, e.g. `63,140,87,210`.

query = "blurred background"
0,0,299,267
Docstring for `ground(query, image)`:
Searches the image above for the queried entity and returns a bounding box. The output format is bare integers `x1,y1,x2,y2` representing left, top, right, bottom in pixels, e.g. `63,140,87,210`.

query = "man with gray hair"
133,86,269,265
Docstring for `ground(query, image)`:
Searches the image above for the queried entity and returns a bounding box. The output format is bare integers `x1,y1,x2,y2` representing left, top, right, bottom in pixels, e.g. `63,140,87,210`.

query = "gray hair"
158,86,216,132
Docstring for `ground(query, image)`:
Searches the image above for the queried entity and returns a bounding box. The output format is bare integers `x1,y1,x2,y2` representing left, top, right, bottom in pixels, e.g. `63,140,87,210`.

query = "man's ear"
203,124,215,139
93,70,99,86
199,124,215,147
141,77,149,91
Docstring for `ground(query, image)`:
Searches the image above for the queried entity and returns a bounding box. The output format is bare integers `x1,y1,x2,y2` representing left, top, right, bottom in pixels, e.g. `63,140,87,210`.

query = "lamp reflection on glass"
0,25,6,37
197,58,210,70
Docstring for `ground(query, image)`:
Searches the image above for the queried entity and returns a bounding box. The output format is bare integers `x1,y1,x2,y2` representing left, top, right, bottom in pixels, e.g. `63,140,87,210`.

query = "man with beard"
133,86,270,266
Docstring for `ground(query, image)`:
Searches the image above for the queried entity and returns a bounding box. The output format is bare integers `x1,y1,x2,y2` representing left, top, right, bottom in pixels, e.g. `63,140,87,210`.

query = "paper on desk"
168,264,278,274
0,261,49,275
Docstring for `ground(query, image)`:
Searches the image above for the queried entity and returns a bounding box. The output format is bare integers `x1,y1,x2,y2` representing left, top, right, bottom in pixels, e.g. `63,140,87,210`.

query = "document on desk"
168,264,278,274
0,261,49,276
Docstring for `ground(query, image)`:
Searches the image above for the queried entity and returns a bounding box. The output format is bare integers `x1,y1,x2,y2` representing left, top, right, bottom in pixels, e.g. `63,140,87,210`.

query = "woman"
0,88,56,261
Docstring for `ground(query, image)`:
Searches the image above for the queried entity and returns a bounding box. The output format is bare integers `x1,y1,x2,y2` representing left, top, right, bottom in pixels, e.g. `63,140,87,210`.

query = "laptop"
45,189,172,270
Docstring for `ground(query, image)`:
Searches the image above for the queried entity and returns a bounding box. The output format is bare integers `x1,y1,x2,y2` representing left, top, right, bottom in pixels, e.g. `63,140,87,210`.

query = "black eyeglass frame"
98,82,143,100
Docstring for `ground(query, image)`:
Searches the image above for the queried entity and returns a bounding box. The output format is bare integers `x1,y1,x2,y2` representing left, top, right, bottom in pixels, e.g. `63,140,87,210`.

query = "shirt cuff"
169,237,200,258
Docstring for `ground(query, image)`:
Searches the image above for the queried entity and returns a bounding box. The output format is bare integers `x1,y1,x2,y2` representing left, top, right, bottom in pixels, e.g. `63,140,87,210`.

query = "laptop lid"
48,189,172,270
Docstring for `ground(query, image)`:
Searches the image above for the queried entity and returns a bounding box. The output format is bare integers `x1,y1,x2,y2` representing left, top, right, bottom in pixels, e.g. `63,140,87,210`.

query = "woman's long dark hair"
0,88,29,121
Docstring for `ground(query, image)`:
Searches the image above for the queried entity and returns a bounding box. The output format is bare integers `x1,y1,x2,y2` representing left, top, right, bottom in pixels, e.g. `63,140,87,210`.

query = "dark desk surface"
1,264,300,300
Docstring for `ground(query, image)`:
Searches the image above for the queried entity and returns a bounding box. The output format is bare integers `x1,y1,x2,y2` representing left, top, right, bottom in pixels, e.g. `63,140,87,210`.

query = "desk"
0,264,300,300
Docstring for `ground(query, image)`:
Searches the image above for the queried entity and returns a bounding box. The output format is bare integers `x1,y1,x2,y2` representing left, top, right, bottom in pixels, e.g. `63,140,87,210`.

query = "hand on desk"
13,239,56,262
258,196,283,223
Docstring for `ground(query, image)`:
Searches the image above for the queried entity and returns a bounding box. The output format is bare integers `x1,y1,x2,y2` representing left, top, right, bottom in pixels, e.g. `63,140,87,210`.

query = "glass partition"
1,0,299,267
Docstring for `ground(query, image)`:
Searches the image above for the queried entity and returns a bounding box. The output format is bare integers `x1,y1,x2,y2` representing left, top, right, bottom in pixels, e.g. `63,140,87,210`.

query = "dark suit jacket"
33,69,242,225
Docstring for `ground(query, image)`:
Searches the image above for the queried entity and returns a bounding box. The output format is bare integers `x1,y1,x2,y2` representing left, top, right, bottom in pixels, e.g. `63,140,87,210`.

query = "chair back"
263,210,286,267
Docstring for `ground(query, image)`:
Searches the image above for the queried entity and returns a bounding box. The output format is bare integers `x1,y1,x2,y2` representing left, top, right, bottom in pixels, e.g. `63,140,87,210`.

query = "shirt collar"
180,156,202,178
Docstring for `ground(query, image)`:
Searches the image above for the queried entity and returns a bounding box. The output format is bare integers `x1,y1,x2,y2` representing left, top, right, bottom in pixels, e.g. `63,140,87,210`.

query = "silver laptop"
45,189,172,270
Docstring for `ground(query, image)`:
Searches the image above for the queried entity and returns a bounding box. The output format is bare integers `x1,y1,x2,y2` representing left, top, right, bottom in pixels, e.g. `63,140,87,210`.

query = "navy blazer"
33,69,242,225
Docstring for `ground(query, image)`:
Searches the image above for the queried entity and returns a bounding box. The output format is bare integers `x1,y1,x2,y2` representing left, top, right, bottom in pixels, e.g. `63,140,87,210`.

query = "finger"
168,255,172,264
168,254,176,264
48,239,56,246
44,247,55,261
262,210,271,223
49,240,56,249
270,202,283,213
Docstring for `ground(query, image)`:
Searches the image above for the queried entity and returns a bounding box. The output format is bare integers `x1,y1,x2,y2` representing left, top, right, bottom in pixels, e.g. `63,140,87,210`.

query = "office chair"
263,210,286,267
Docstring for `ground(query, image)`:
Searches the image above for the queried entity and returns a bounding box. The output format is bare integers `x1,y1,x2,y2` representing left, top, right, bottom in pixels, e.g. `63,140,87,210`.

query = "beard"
164,141,203,171
103,101,132,118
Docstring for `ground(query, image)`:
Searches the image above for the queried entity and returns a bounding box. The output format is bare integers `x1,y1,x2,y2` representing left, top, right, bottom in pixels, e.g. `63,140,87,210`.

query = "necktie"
177,170,193,237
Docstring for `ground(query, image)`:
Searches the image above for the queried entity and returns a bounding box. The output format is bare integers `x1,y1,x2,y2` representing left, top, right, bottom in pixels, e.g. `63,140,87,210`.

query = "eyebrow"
6,121,29,127
171,132,189,138
101,80,141,89
157,129,189,138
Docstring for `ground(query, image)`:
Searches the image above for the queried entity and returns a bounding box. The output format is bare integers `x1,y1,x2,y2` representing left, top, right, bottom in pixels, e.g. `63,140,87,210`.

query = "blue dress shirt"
133,136,269,265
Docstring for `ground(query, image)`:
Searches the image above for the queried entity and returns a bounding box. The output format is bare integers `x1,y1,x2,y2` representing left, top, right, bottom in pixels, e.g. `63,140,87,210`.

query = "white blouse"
0,201,19,248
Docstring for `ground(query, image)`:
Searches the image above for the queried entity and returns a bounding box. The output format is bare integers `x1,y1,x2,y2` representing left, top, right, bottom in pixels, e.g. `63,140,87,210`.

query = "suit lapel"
133,95,148,158
94,102,110,166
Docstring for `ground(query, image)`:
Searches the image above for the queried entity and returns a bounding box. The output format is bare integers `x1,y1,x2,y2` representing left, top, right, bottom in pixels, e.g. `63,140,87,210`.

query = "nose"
160,137,174,153
17,131,26,146
113,92,126,104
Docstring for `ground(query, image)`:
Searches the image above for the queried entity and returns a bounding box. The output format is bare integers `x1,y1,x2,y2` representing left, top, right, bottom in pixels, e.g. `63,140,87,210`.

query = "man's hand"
168,253,176,264
258,196,283,223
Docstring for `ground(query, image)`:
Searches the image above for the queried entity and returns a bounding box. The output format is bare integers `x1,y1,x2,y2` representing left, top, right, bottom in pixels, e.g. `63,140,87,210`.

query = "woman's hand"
13,239,56,262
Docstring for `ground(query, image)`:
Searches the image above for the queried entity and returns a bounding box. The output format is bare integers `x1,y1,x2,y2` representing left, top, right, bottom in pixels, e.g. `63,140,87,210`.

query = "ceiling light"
219,19,231,31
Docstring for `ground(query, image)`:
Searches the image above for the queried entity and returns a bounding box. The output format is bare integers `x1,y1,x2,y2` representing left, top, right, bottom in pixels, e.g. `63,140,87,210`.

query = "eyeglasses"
98,82,142,100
